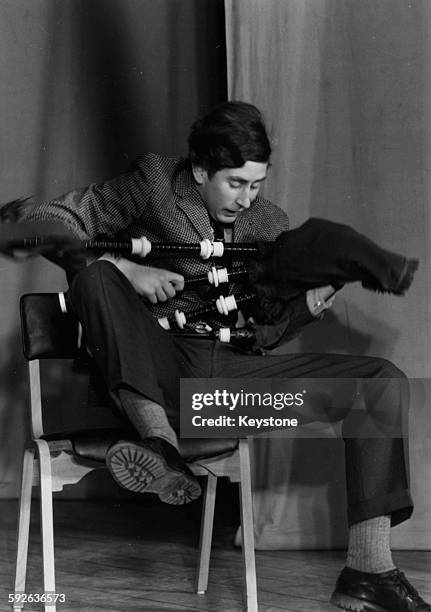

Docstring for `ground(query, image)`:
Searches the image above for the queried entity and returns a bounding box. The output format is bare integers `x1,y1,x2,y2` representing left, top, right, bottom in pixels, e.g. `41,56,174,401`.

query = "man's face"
193,161,268,224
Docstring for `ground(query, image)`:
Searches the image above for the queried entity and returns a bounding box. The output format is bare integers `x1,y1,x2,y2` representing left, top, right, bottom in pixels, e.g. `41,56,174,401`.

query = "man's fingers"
130,267,185,302
168,272,184,291
155,286,168,302
162,282,176,299
319,284,337,300
146,291,158,304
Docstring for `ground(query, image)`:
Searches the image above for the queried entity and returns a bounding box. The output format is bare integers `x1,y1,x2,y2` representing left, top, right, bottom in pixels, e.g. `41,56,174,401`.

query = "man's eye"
229,182,241,189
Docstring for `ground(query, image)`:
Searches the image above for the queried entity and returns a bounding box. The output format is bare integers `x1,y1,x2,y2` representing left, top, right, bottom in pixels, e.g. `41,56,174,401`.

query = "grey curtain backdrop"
0,0,226,498
225,0,431,549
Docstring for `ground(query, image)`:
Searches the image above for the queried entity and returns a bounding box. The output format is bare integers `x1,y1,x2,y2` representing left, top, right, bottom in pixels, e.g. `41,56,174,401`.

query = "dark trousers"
69,261,413,527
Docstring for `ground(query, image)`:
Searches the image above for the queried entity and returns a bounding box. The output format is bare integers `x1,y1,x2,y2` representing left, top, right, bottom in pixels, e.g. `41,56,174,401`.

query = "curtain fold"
226,0,431,549
0,0,226,498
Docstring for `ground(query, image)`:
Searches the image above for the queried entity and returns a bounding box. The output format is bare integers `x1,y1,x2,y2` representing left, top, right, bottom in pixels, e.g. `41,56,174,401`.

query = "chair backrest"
20,293,80,360
19,292,240,462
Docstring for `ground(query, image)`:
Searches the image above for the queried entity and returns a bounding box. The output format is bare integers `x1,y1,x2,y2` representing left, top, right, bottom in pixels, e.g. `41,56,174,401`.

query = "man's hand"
100,254,184,303
306,284,338,317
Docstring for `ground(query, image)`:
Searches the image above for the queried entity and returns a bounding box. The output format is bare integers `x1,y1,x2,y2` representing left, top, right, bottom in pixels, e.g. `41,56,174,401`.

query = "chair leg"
238,439,258,612
13,447,35,611
195,472,217,594
35,440,56,612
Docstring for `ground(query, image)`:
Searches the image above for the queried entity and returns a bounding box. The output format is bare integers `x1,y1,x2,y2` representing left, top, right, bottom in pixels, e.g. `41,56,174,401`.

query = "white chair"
13,292,258,611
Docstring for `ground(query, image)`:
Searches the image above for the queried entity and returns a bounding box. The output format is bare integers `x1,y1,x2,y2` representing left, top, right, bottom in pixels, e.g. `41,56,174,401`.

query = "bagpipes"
0,199,419,340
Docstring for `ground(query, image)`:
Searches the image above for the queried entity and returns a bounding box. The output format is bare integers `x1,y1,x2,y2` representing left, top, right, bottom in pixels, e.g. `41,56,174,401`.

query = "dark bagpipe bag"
249,217,418,299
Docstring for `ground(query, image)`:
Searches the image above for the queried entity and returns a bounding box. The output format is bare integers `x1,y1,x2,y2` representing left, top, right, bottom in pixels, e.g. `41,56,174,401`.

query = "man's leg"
213,346,429,611
68,260,203,504
213,347,412,523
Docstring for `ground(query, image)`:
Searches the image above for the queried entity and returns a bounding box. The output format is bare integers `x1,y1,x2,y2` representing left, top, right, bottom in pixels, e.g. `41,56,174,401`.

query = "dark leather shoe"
331,566,431,611
105,438,202,505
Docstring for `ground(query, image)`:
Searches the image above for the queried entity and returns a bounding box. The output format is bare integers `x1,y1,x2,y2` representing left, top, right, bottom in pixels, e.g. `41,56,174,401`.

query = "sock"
346,516,395,573
115,387,179,450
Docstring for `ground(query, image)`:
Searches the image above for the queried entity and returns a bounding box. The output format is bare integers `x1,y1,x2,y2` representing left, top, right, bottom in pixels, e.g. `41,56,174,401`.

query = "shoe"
331,566,431,611
105,438,202,505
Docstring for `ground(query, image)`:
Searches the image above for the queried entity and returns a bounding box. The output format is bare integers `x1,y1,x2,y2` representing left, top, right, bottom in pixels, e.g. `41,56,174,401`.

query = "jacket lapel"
233,212,254,243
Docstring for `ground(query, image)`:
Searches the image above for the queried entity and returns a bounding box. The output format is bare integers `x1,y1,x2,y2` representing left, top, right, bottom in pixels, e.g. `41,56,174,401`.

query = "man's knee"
360,357,409,431
370,356,407,380
70,260,124,304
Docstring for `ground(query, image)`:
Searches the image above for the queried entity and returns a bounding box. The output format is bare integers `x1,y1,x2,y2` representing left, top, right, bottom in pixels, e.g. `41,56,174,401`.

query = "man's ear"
192,165,207,185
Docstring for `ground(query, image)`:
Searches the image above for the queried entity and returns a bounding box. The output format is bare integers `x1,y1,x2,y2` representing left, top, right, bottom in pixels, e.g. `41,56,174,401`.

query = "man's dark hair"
188,101,271,176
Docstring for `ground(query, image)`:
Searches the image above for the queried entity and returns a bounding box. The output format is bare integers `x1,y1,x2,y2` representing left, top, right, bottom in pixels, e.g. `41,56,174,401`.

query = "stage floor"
0,499,430,611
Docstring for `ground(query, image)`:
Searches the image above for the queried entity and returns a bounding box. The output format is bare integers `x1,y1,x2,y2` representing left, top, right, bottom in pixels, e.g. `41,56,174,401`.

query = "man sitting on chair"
15,101,430,612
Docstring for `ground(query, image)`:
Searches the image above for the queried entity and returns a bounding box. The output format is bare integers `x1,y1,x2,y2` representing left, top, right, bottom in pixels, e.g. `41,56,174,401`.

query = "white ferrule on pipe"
218,328,231,343
199,239,213,259
58,292,67,313
174,310,187,329
158,317,170,330
215,294,238,316
212,241,225,257
131,236,152,257
208,267,218,286
217,268,229,283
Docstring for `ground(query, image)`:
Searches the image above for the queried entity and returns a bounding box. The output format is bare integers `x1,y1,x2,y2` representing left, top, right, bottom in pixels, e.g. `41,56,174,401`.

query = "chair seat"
42,428,238,464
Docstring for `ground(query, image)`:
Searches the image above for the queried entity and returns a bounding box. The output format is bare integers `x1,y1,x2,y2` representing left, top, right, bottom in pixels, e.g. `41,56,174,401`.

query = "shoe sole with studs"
106,441,201,505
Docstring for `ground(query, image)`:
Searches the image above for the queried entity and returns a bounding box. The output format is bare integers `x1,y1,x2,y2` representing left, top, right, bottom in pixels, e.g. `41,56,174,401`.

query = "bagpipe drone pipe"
0,196,419,335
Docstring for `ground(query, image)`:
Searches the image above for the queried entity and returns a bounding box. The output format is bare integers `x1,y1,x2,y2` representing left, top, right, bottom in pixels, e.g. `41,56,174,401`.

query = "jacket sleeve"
20,153,155,240
17,154,156,276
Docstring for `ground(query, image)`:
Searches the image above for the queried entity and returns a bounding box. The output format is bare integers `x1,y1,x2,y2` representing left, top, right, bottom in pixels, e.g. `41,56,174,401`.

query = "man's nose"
236,187,252,209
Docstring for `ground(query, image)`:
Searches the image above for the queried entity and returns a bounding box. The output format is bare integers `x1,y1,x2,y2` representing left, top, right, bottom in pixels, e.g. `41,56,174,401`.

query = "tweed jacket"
26,153,312,344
